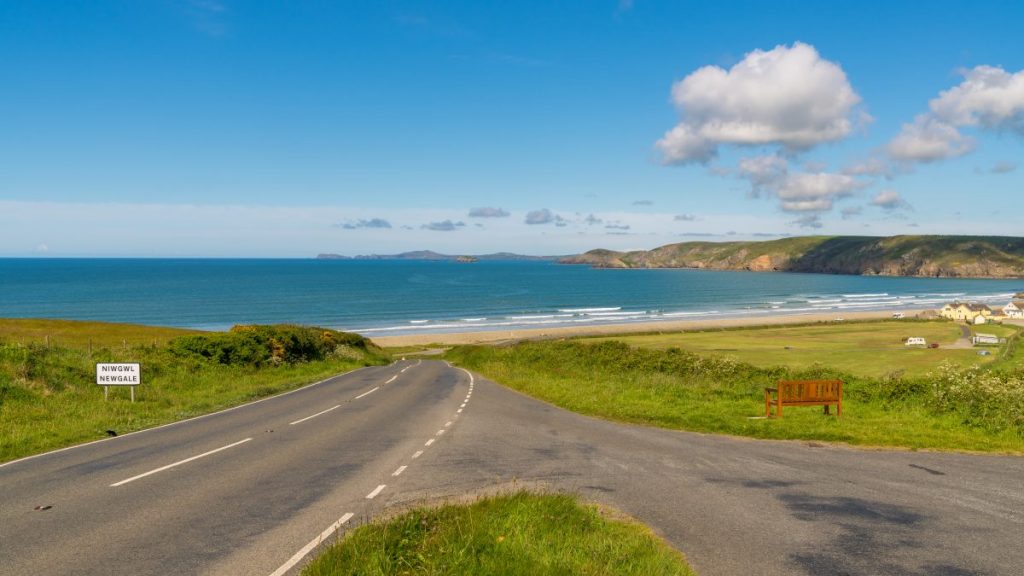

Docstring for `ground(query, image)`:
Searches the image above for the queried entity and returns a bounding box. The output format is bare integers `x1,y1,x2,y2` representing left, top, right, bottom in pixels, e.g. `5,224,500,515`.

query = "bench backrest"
777,379,842,402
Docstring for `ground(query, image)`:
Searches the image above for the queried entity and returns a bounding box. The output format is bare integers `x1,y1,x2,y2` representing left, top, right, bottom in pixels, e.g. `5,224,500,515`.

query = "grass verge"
302,492,694,576
0,321,387,463
446,337,1024,453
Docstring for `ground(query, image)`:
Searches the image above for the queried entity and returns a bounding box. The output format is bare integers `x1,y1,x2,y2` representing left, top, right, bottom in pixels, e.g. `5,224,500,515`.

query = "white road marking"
289,404,341,426
425,439,435,446
355,386,379,399
385,375,397,384
412,450,424,459
392,465,407,476
460,403,466,408
437,429,446,436
457,409,462,413
110,438,252,487
366,484,386,499
268,512,353,576
445,421,452,427
1,366,369,471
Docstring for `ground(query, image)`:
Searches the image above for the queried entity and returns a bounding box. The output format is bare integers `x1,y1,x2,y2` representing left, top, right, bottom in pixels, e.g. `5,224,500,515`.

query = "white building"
972,333,1000,345
1004,301,1024,319
905,337,926,346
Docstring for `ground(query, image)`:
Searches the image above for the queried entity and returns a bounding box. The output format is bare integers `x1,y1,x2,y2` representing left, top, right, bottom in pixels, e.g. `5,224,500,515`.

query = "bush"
928,363,1024,433
168,325,376,366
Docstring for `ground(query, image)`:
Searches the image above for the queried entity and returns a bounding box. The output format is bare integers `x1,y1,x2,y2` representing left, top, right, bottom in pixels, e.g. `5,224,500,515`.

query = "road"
2,360,1022,575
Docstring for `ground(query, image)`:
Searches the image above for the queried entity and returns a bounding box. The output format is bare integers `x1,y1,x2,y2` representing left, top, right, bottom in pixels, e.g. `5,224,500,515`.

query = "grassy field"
446,328,1024,452
0,320,387,463
302,492,693,576
0,318,203,349
585,320,1007,378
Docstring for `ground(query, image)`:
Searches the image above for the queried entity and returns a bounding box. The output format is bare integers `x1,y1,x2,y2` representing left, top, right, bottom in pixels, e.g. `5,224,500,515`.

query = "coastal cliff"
560,235,1024,278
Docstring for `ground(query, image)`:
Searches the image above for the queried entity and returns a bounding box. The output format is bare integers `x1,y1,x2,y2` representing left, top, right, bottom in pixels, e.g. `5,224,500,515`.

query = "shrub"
168,325,376,366
928,363,1024,433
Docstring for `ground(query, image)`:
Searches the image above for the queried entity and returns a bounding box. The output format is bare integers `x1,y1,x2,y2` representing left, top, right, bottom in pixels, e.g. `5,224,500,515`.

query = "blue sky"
1,0,1022,256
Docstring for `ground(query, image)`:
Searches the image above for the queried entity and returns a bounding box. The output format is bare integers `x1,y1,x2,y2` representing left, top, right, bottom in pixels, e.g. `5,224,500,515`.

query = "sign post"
96,363,141,402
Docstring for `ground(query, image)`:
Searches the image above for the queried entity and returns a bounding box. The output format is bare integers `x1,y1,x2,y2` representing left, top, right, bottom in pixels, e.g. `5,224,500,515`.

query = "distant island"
560,235,1024,279
316,250,562,262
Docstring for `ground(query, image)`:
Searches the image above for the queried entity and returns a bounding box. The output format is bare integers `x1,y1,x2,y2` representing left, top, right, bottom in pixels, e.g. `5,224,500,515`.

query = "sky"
1,0,1022,257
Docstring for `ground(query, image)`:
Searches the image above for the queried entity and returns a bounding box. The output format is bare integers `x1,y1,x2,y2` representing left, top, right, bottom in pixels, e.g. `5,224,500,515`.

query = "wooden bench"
764,379,842,418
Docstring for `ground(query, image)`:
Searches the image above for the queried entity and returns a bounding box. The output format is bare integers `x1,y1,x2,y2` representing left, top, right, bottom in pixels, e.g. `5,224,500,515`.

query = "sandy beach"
370,309,931,347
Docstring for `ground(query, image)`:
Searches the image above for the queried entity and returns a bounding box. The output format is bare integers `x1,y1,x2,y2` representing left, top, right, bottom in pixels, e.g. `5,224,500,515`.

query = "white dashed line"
110,438,252,487
445,421,452,427
460,403,465,408
366,484,386,499
392,465,407,477
457,408,462,413
425,439,435,446
437,429,446,436
355,386,379,399
412,450,424,459
289,404,341,426
268,512,354,576
385,375,397,384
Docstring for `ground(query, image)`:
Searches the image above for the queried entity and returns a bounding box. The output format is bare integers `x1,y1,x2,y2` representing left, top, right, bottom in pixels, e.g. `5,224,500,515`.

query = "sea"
0,259,1020,336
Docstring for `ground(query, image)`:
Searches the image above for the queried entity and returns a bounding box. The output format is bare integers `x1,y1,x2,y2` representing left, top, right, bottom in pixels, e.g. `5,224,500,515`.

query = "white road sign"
96,363,141,386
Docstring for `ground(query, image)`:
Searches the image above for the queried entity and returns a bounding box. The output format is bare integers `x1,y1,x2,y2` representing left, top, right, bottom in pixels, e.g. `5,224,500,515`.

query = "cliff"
560,236,1024,278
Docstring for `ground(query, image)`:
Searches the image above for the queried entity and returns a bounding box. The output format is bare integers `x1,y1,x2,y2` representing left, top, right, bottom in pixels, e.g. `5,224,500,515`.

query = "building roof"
1006,300,1024,309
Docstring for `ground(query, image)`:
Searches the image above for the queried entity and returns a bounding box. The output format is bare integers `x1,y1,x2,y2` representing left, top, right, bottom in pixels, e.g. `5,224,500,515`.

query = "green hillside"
561,235,1024,278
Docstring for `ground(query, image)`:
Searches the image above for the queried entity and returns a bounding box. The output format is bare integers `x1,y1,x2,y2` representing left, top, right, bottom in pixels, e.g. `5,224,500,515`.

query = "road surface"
1,360,1022,575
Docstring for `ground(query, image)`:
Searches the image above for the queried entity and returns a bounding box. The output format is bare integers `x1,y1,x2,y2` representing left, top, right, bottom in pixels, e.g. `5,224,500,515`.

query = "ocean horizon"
1,258,1020,336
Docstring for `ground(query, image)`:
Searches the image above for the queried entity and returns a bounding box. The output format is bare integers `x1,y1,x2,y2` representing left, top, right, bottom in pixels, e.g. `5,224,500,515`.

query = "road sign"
96,363,141,401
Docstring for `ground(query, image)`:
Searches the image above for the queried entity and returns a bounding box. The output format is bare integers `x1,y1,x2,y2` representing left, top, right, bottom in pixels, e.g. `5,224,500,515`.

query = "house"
892,312,905,319
1003,301,1024,319
972,333,1000,345
905,337,926,346
940,302,993,324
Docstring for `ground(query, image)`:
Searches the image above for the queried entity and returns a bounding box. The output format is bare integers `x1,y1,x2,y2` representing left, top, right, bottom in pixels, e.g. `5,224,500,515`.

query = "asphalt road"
2,360,1022,575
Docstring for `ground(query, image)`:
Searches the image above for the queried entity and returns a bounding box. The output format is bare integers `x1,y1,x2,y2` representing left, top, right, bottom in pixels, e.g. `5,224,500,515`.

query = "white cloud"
842,156,891,177
736,155,866,214
929,65,1024,131
887,64,1024,165
871,189,911,211
656,42,862,164
887,115,975,163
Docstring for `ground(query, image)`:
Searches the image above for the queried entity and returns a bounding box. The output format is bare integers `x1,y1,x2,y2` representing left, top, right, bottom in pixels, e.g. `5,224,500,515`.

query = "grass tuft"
302,492,694,576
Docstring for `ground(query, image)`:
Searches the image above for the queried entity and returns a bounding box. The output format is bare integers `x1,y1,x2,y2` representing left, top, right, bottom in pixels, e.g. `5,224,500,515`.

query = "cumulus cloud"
871,189,911,211
525,209,568,226
929,65,1024,131
736,155,866,214
775,172,864,213
887,65,1024,165
468,207,509,218
991,160,1018,174
584,214,603,226
673,213,697,221
842,156,891,177
336,218,392,230
887,115,975,163
656,42,862,164
421,220,465,231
